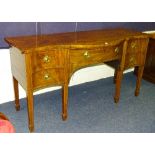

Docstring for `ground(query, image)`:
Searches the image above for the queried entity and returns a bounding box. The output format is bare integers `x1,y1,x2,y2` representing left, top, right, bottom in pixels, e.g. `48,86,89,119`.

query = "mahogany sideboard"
5,28,148,132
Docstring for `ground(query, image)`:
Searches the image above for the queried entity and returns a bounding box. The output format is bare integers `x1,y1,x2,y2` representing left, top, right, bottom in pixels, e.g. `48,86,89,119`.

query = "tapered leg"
62,83,69,121
114,70,123,103
135,66,144,96
113,69,117,84
13,76,20,111
26,90,34,132
133,66,138,75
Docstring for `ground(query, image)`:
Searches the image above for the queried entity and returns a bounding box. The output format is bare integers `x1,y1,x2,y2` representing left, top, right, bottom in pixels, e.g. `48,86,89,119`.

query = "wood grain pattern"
5,28,146,52
32,68,64,91
69,45,122,73
32,49,65,72
5,28,149,132
124,38,149,69
114,40,128,103
25,53,34,132
13,76,20,111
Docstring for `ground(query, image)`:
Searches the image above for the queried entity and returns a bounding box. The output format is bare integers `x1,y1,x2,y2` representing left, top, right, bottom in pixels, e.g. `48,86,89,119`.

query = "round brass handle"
43,55,50,63
83,51,90,58
131,42,136,49
44,73,50,80
115,47,119,53
130,57,134,62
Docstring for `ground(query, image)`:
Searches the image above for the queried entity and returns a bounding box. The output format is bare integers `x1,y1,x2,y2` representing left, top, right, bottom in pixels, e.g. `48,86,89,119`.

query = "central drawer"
70,45,122,71
32,50,65,72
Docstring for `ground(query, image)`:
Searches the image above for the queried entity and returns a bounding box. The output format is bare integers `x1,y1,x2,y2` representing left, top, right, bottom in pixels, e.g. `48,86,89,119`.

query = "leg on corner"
13,76,20,111
26,90,34,132
114,70,123,103
135,66,144,97
62,83,69,121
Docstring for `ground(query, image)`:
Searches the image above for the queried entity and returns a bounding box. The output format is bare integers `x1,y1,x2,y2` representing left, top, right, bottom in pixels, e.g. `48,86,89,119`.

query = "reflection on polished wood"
5,28,148,132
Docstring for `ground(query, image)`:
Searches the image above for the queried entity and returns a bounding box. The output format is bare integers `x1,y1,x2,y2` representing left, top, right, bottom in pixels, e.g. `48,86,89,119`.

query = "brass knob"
104,42,108,45
44,73,50,80
83,51,90,58
43,55,50,63
131,42,136,49
115,47,119,53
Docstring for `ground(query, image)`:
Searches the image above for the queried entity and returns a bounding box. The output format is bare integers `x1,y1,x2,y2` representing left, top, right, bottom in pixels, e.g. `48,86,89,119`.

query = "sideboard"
5,28,148,132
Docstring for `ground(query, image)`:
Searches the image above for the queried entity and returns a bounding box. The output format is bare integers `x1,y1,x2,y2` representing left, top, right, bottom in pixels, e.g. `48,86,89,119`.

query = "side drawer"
126,39,148,54
124,52,146,69
125,38,148,69
32,50,65,72
32,68,64,90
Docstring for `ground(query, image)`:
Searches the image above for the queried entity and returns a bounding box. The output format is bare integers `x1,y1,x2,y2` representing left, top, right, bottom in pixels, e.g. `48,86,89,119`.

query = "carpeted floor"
1,72,155,133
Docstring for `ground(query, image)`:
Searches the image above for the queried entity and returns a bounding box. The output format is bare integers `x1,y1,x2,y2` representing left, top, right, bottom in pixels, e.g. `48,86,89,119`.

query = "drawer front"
124,52,146,69
32,50,65,72
127,39,148,54
125,38,148,69
70,45,122,71
32,69,64,90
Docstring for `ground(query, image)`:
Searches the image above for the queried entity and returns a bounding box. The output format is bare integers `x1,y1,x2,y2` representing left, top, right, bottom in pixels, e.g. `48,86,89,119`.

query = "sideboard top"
5,28,148,53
